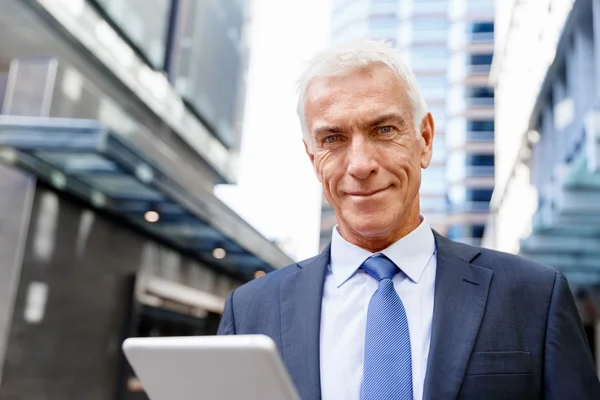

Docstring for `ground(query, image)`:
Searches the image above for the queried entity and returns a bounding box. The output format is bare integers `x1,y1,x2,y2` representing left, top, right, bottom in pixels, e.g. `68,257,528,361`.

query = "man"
218,39,600,399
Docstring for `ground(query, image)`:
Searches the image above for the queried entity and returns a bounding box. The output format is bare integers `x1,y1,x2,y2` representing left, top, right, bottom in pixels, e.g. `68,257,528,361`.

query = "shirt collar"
329,216,435,288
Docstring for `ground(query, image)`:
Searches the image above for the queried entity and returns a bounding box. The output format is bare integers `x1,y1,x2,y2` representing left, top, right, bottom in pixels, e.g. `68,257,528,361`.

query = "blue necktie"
360,254,413,400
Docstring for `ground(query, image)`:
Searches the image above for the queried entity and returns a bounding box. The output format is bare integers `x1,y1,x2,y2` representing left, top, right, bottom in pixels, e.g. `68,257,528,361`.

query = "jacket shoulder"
473,246,558,282
436,232,558,283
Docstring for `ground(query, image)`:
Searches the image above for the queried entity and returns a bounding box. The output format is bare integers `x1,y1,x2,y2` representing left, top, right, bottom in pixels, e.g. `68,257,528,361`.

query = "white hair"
297,39,427,147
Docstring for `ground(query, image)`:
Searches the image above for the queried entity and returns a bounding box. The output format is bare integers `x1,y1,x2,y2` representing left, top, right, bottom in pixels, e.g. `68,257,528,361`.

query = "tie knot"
361,254,398,281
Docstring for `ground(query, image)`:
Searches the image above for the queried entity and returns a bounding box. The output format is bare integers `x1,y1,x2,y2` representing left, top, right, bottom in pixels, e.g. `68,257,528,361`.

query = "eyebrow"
313,125,342,137
362,112,406,128
312,112,408,137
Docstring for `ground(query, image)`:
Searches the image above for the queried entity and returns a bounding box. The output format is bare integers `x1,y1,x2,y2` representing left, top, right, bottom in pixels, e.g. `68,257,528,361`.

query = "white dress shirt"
320,217,437,400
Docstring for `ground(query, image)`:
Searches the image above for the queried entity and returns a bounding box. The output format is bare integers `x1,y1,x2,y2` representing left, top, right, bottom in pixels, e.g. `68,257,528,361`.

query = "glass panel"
469,54,493,65
467,119,494,131
466,86,494,106
467,189,493,202
168,0,248,148
93,0,171,68
466,154,494,166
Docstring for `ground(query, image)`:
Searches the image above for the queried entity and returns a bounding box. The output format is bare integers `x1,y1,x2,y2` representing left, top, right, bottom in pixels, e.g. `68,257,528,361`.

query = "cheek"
315,153,344,192
386,144,421,173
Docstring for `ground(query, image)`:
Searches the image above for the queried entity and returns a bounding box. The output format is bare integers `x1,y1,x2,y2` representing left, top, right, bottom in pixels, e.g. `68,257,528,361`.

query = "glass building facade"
486,0,600,364
320,0,496,250
0,0,290,398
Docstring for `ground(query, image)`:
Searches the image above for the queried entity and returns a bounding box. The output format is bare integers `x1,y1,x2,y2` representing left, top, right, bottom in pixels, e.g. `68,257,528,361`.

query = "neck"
338,202,422,253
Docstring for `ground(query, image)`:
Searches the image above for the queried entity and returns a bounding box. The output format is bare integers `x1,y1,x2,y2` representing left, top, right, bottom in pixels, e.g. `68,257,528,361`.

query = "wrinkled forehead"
303,65,412,126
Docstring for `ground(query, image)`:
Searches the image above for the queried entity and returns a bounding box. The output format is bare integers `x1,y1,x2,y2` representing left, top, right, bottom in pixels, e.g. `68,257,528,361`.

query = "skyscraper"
320,0,495,249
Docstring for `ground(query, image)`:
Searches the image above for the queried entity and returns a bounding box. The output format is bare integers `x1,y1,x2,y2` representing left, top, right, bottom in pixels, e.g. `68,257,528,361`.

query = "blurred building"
486,0,600,363
0,0,292,399
319,0,496,250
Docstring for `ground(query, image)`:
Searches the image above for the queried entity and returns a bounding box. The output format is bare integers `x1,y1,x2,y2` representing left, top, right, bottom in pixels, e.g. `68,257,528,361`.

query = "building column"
0,58,57,383
0,165,35,385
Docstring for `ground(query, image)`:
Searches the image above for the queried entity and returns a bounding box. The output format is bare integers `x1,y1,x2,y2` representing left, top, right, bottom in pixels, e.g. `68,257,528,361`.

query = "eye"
324,135,339,143
379,126,394,134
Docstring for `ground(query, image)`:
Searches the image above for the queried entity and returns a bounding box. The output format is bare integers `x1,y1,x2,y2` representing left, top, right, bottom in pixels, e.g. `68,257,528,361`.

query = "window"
466,189,493,202
467,120,494,132
470,22,494,34
466,154,494,167
466,86,494,106
466,86,494,98
469,54,493,66
94,0,172,68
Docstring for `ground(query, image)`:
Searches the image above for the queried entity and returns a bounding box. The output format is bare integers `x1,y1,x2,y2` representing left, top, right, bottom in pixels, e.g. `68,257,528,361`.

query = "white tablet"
122,335,300,400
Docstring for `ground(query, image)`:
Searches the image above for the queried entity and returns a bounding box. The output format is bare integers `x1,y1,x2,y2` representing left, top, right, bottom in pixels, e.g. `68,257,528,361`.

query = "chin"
345,214,395,238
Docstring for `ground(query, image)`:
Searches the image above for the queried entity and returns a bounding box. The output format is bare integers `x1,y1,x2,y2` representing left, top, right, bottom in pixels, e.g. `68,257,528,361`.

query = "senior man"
218,39,600,399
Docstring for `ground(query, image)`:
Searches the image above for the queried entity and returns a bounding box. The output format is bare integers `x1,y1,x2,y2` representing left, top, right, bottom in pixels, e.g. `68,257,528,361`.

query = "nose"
347,136,378,180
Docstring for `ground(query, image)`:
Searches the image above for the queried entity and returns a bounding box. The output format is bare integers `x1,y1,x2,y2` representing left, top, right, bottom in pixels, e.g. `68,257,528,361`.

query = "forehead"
304,64,410,124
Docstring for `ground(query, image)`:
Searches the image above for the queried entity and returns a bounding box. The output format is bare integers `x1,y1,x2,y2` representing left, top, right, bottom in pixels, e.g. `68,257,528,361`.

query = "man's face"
304,64,434,247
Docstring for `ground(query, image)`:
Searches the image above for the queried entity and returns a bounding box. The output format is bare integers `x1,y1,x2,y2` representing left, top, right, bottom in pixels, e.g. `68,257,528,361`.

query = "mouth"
347,185,392,197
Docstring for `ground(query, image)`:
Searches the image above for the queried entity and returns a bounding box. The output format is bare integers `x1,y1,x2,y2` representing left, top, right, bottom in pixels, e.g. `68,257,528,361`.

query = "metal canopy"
0,115,293,278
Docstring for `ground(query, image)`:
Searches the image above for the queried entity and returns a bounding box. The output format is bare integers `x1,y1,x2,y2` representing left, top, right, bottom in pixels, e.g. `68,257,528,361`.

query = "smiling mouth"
347,186,392,197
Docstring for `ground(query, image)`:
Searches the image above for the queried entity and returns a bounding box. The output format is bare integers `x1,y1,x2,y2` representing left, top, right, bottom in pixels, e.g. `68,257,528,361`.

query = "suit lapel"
280,245,329,400
423,233,493,400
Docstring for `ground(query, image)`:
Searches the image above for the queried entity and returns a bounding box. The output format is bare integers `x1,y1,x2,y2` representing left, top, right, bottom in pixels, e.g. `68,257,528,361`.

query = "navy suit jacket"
218,232,600,399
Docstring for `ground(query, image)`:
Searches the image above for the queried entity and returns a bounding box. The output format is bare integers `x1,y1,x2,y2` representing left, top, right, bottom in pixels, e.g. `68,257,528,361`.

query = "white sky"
215,0,332,261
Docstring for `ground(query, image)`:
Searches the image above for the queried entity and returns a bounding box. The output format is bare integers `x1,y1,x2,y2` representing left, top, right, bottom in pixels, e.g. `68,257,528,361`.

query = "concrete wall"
0,183,239,400
0,164,35,387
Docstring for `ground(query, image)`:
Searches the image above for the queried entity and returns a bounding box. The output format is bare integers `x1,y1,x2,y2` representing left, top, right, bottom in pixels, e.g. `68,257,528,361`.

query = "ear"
419,112,435,169
303,139,321,182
